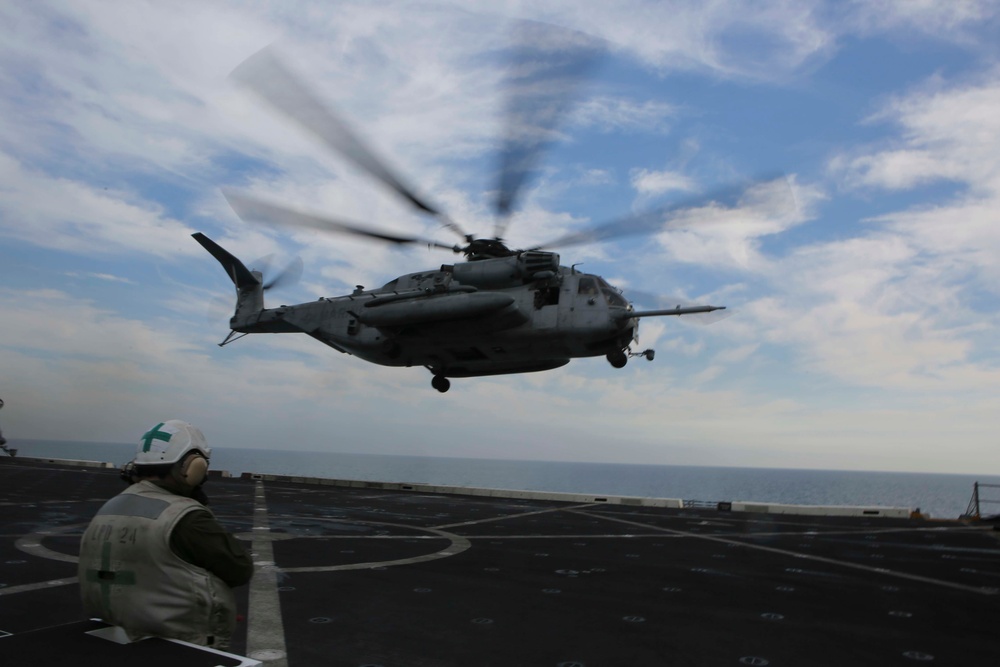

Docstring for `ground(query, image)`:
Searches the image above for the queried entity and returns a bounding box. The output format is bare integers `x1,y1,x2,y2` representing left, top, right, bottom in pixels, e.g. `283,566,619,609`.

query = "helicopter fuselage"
194,232,721,392
231,253,637,380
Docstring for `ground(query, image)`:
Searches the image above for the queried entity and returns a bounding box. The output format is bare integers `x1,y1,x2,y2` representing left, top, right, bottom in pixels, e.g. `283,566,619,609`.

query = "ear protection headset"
178,452,209,487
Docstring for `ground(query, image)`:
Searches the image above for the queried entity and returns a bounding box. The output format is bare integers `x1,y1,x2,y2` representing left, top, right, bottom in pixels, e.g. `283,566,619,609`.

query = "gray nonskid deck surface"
1,460,998,666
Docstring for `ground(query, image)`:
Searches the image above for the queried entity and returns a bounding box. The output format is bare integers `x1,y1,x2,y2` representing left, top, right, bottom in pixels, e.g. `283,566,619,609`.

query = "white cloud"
572,97,676,133
1,288,199,362
835,71,1000,193
561,0,836,79
846,0,999,43
713,343,758,365
669,69,1000,403
827,68,1000,307
878,200,1000,290
65,272,136,285
630,168,697,196
651,176,820,271
0,152,201,258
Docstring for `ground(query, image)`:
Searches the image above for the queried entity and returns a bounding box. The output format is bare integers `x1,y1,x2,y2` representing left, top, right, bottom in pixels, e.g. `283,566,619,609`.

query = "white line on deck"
431,503,599,530
0,577,78,597
279,522,471,573
568,510,998,596
15,524,84,563
247,481,288,666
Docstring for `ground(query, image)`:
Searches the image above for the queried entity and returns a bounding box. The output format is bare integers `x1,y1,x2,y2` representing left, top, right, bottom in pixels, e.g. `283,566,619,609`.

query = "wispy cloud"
64,272,136,285
834,70,1000,193
0,153,200,258
630,168,697,196
845,0,1000,43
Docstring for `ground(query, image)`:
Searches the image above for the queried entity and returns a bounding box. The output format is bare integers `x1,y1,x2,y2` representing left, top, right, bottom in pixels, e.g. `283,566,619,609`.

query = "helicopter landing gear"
628,348,655,361
431,375,451,393
606,350,628,369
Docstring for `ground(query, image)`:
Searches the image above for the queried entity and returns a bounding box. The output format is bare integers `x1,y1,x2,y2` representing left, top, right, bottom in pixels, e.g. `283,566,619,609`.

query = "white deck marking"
0,577,77,596
569,510,998,596
247,481,288,665
279,521,471,573
432,503,599,530
15,524,84,563
464,533,670,540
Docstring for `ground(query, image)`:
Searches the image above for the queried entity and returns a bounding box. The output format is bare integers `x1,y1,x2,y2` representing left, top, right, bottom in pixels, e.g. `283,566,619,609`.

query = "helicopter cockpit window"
577,277,598,296
597,278,628,308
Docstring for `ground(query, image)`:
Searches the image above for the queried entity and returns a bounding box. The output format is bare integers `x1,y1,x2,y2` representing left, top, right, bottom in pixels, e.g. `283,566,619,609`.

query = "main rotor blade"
230,47,469,242
493,22,605,239
533,176,792,250
223,190,462,252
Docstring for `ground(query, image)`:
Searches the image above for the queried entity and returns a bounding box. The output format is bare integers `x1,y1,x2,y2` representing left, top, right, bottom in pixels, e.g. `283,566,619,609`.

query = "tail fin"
192,232,263,326
192,233,259,288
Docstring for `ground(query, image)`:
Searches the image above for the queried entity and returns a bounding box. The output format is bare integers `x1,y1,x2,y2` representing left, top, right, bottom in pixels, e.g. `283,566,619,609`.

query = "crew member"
78,420,253,647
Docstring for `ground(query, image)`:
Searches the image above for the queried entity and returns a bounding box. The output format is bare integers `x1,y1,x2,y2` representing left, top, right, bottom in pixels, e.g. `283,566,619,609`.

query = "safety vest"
78,480,238,646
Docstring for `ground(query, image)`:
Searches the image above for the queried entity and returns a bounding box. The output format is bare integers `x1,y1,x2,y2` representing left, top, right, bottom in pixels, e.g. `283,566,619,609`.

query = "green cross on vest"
85,541,137,611
141,422,172,452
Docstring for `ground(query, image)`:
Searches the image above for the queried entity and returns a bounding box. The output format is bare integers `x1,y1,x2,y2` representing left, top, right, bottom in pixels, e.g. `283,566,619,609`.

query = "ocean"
8,439,998,520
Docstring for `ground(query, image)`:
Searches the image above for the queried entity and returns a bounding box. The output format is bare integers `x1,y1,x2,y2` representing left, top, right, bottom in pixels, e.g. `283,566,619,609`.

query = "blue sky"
2,1,1000,474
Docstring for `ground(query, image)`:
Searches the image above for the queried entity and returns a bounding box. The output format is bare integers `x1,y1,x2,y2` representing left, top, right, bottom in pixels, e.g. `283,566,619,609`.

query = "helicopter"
195,36,735,393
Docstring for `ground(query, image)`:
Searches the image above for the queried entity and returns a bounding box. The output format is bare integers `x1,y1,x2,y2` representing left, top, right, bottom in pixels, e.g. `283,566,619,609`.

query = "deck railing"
963,482,1000,519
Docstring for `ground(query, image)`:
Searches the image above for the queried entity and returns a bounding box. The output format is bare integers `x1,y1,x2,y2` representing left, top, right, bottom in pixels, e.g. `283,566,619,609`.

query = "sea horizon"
6,438,998,519
8,436,992,477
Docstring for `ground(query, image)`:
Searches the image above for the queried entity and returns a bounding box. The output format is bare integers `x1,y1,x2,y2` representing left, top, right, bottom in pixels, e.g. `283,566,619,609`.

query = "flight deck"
1,457,998,666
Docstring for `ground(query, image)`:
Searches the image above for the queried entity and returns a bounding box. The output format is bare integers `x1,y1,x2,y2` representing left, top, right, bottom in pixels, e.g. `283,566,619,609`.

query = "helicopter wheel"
431,375,451,393
606,350,628,369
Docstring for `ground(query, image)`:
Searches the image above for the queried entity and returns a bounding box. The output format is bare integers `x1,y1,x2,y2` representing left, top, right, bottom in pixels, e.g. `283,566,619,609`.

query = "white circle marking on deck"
278,520,471,573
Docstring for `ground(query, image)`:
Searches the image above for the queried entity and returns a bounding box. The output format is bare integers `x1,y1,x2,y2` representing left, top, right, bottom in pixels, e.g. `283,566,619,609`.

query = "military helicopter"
195,37,734,393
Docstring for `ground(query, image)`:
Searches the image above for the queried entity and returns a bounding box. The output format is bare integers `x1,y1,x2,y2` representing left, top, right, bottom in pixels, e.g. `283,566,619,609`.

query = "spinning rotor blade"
247,253,275,275
244,253,302,291
223,190,461,252
533,176,793,250
231,48,468,242
262,256,303,291
493,22,604,239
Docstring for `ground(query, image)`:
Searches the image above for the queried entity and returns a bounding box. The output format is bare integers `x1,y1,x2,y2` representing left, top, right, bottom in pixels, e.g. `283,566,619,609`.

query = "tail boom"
193,232,268,330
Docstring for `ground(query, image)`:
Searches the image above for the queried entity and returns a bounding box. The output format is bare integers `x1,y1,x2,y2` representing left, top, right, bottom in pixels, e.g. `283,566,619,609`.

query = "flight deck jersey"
78,480,238,646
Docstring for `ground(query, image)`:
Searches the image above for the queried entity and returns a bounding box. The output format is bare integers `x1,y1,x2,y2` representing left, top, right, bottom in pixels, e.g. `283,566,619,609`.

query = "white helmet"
134,420,211,466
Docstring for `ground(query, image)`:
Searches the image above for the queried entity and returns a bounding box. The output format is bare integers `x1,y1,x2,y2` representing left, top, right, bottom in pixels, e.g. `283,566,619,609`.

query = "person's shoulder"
174,506,222,530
